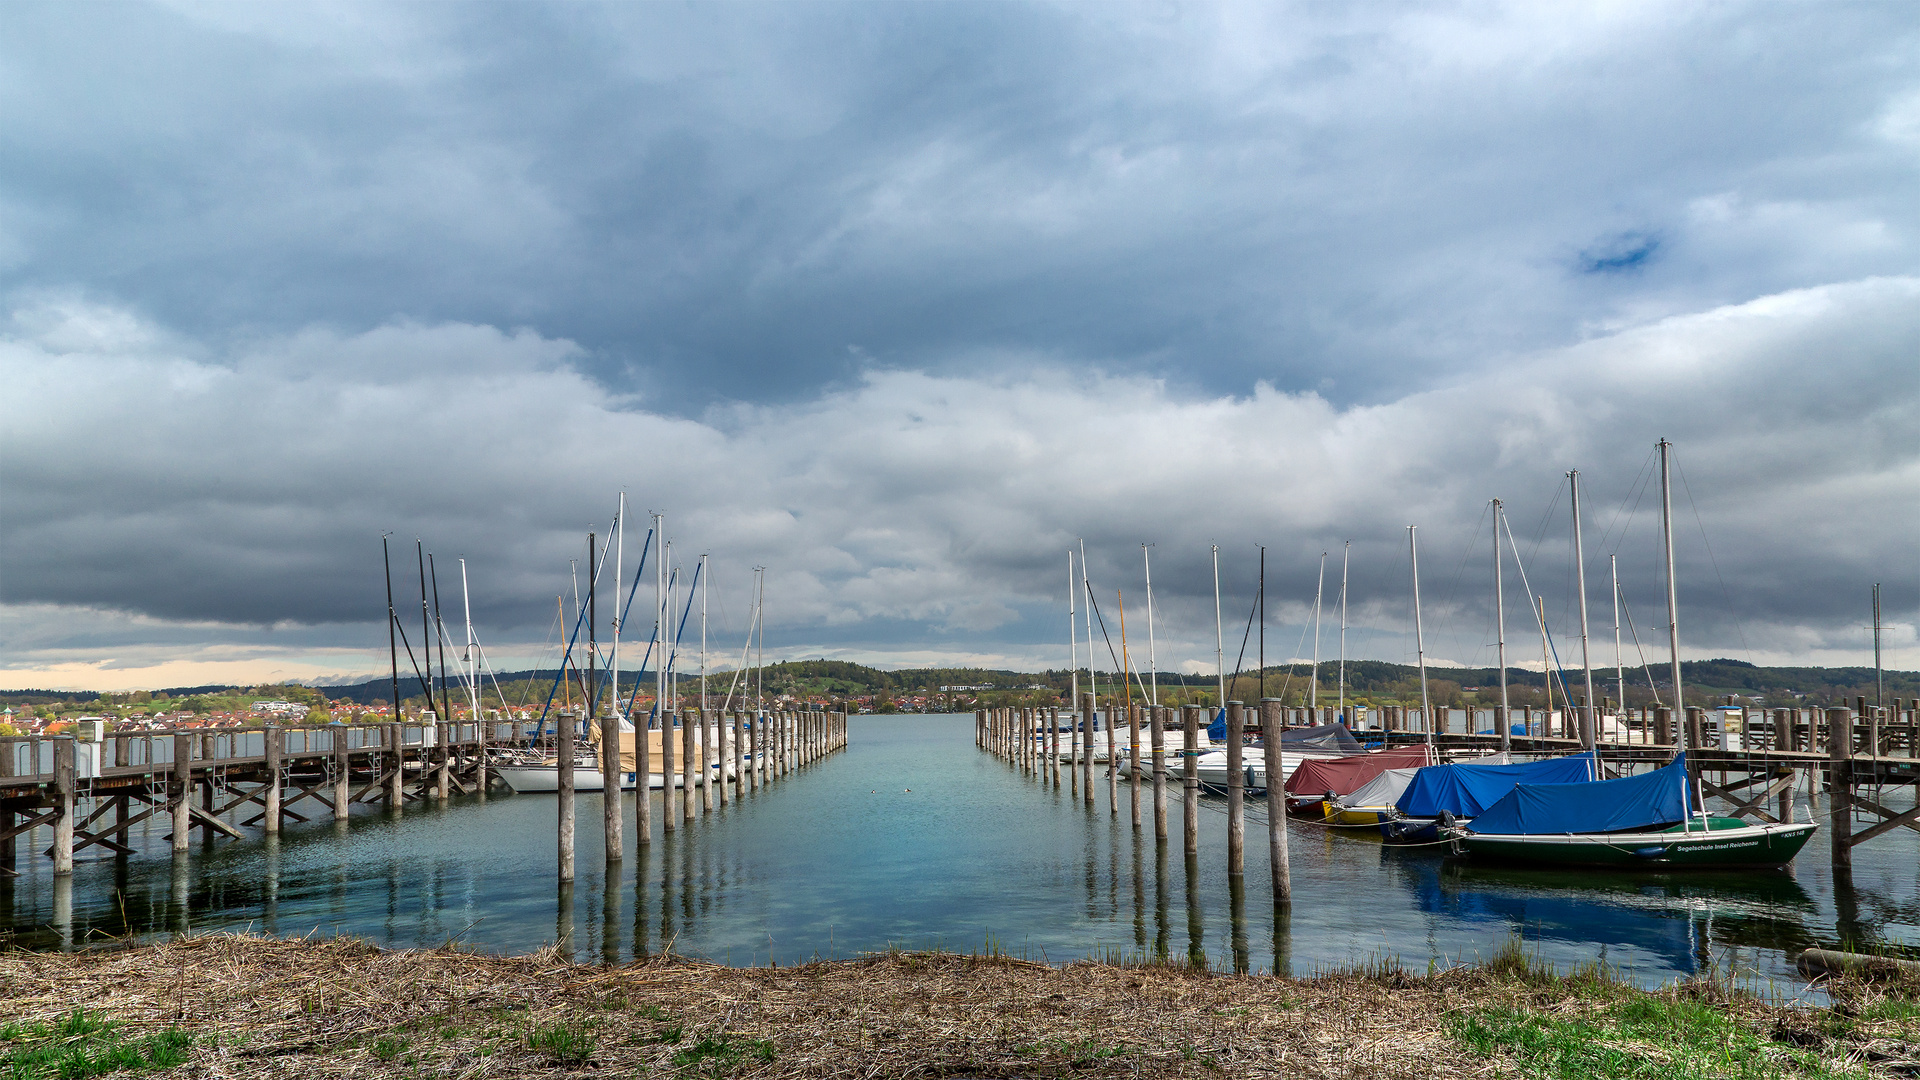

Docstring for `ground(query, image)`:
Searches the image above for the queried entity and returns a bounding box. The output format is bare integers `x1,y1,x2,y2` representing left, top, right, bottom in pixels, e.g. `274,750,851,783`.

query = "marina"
0,714,1915,990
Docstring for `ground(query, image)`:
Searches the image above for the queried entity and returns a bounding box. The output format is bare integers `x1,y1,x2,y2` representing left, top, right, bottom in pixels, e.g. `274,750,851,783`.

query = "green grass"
1451,999,1869,1079
369,1035,408,1062
0,1009,192,1079
670,1033,777,1074
527,1019,596,1067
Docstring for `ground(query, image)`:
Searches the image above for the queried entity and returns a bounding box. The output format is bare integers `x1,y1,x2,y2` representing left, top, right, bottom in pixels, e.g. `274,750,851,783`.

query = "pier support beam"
1226,701,1245,877
171,732,192,854
51,739,74,877
263,726,282,834
1182,704,1200,855
1829,707,1853,871
1262,698,1289,904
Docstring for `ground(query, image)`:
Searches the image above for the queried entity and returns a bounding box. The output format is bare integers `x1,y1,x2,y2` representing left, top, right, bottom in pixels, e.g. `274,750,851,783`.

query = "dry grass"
0,934,1910,1078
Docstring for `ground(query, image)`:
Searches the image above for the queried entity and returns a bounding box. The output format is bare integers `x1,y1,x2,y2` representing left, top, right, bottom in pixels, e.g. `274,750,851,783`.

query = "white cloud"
4,276,1919,688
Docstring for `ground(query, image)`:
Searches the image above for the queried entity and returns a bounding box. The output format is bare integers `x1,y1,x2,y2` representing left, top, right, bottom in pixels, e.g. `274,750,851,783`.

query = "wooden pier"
0,708,850,877
978,698,1920,877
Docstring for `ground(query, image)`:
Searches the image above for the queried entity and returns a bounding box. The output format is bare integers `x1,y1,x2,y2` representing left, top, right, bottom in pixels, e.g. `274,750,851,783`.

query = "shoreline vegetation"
6,657,1916,721
2,936,1917,1077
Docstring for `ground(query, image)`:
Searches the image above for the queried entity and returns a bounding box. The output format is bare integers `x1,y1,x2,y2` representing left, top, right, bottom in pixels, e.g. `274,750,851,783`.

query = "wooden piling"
1081,694,1097,804
558,709,576,881
387,722,404,810
603,701,623,863
333,729,350,821
263,725,282,834
172,731,192,854
1129,702,1142,829
1261,698,1289,904
1226,701,1245,877
682,708,697,821
661,710,676,831
1151,704,1167,841
1105,697,1119,815
51,738,73,878
435,722,450,801
1182,704,1200,856
1050,706,1061,786
1829,706,1852,871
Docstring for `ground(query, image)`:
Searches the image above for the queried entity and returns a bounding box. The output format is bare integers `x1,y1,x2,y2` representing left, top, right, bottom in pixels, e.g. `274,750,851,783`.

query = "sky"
2,1,1918,692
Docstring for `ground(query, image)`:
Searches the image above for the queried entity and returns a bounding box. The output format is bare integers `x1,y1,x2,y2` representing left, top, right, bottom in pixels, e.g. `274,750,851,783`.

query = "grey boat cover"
1278,722,1365,754
1334,766,1424,810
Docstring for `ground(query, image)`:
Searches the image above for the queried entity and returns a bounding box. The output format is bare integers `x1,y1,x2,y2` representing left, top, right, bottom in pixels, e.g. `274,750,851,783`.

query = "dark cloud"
2,3,1919,687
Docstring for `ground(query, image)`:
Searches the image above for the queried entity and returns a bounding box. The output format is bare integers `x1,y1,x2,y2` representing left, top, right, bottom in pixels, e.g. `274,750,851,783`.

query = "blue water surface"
2,715,1913,994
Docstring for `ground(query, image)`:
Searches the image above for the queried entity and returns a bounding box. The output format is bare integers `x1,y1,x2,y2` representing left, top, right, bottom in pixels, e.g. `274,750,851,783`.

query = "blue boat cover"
1207,711,1363,754
1467,755,1690,835
1394,752,1597,818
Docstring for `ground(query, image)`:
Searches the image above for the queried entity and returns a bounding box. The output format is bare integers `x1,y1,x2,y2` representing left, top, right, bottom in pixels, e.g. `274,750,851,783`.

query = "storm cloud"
1,2,1917,688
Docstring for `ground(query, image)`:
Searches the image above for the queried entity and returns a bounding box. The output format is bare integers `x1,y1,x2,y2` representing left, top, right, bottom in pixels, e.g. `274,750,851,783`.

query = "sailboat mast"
1309,553,1325,709
460,558,478,727
1142,545,1158,708
1258,547,1265,705
1658,439,1685,741
612,496,622,731
417,541,434,722
701,554,709,716
1079,539,1096,717
654,513,666,729
1338,540,1349,722
1493,499,1510,754
755,567,765,716
383,536,402,724
1068,551,1079,713
1874,584,1885,710
1611,555,1626,717
1212,545,1226,712
1410,526,1431,746
1538,595,1552,717
1570,470,1596,748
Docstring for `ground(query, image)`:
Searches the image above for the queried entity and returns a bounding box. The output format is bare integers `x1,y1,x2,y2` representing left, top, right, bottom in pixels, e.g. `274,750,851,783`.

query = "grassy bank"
0,936,1915,1078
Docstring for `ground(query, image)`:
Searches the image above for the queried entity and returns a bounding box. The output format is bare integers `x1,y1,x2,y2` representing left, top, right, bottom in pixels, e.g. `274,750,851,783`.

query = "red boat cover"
1283,746,1435,797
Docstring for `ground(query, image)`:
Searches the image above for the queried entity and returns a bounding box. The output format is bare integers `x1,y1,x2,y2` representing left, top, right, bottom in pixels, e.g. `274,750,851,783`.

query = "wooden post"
1182,704,1200,855
1081,693,1096,804
701,709,715,810
475,710,488,794
1129,702,1142,828
683,709,697,820
263,725,282,834
172,731,192,854
558,709,576,881
1686,707,1705,751
1067,704,1078,797
1829,706,1852,871
1051,706,1061,786
719,711,732,807
1654,706,1672,746
1226,701,1245,876
387,722,404,810
1261,698,1289,904
661,710,676,831
603,699,623,862
333,727,350,821
1772,708,1791,753
1151,704,1167,840
1105,696,1118,814
51,738,74,877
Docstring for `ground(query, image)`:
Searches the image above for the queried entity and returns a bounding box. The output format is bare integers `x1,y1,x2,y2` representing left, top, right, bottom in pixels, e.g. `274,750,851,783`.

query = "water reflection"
0,716,1912,990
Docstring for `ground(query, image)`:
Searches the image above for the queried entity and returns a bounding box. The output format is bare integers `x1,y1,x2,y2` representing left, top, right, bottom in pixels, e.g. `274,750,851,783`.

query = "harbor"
0,714,1915,991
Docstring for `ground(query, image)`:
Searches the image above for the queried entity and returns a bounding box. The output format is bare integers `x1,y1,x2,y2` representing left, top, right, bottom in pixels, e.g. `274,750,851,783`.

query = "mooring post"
732,710,745,797
475,709,488,795
263,725,282,834
172,731,192,853
1182,704,1200,855
683,709,697,821
716,711,730,807
1129,702,1142,828
51,737,74,877
1105,697,1119,815
436,721,451,801
1262,698,1289,903
1151,704,1167,840
558,709,576,880
387,722,405,810
661,710,677,830
1829,706,1853,870
1081,693,1097,804
1654,706,1672,746
333,727,350,821
603,701,623,862
1226,701,1245,877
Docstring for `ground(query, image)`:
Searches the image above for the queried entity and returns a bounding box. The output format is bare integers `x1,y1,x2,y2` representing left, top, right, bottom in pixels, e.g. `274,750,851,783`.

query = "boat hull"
1447,818,1817,869
496,764,730,793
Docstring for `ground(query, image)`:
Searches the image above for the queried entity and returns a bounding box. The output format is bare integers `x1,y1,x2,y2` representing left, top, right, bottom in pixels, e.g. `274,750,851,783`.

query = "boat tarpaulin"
1285,745,1434,796
1205,712,1364,754
1466,755,1691,836
1394,752,1597,819
1335,766,1424,809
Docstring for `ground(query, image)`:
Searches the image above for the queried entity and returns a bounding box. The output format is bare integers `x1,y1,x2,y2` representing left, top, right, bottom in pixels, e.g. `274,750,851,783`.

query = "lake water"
4,715,1914,994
